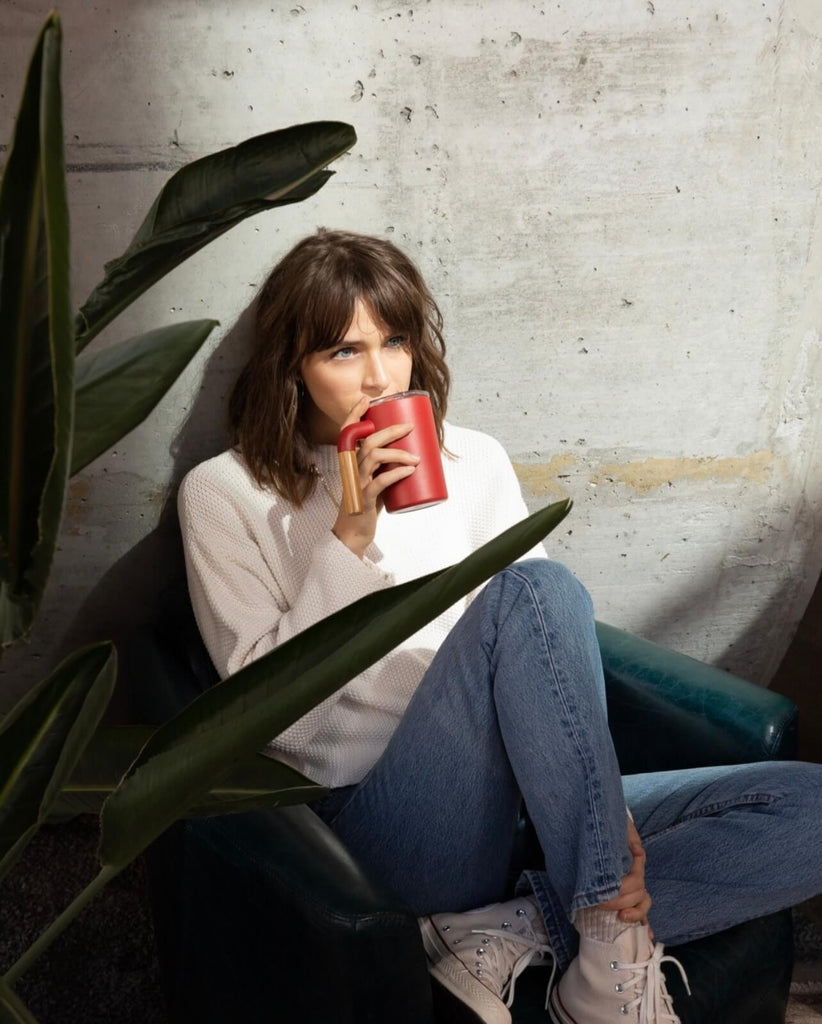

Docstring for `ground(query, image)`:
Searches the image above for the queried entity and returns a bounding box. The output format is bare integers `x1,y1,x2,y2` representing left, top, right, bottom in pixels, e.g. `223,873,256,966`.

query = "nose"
363,351,389,394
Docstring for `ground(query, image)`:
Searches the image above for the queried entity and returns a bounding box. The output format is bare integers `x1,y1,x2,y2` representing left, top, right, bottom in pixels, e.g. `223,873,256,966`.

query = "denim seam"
641,793,779,846
507,566,619,905
520,870,574,971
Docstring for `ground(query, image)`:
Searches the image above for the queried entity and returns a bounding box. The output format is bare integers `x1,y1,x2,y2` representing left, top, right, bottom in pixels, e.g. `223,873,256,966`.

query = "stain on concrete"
593,451,783,493
64,479,91,534
513,454,575,498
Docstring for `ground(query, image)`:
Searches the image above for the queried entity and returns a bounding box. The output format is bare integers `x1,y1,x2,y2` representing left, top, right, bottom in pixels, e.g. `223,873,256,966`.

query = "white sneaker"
419,896,554,1024
548,923,689,1024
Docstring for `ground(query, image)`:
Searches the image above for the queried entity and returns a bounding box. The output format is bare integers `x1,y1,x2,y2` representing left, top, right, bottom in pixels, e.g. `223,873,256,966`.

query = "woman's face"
300,298,413,444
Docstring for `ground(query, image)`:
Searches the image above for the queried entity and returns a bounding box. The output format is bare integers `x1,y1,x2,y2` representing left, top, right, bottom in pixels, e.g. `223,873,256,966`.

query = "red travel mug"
337,390,448,514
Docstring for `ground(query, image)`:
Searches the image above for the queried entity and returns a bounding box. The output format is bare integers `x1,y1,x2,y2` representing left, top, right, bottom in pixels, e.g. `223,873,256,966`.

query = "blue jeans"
311,559,822,971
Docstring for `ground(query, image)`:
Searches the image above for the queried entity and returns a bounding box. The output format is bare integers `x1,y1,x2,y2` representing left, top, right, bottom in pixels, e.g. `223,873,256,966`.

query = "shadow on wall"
771,568,822,764
626,482,822,692
53,304,259,721
636,566,799,684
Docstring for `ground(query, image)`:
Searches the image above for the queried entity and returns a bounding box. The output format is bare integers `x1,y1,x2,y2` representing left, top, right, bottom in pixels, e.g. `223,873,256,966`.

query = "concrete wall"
1,0,821,705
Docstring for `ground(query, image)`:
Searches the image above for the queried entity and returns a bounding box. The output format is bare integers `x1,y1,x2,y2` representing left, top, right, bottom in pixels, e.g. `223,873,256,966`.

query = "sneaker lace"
611,942,691,1023
470,926,556,1008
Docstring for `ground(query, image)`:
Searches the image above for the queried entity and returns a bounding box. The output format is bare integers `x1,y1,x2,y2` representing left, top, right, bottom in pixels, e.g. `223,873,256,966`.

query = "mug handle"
337,420,376,514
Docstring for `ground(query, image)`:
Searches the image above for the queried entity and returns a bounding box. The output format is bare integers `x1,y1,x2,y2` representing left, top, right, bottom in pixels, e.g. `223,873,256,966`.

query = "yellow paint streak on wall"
513,454,575,497
593,450,782,493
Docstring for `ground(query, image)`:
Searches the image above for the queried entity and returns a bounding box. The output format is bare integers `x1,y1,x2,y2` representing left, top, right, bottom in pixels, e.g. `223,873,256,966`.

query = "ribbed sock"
572,905,630,943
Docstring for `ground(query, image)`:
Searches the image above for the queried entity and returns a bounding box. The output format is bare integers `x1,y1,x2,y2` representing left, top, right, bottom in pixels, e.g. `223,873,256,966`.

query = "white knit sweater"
178,422,545,787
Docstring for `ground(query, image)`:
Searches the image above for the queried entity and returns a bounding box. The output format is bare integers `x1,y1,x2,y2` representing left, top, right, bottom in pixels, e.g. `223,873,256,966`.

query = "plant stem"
3,863,121,987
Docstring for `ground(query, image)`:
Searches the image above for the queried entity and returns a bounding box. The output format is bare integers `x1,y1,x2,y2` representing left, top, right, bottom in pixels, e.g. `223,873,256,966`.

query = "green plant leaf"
0,12,73,647
71,319,219,474
0,642,116,880
99,500,571,868
0,980,38,1024
46,724,324,820
75,122,356,349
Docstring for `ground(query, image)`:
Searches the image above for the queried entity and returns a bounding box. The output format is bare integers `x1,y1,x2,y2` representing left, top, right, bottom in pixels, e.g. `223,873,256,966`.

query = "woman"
178,229,822,1024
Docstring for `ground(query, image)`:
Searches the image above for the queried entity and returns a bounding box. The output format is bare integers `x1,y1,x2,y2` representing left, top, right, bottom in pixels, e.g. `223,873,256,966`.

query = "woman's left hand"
600,815,654,937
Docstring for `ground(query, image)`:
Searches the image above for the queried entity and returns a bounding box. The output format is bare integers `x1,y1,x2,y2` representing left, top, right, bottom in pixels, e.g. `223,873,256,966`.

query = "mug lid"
369,389,428,406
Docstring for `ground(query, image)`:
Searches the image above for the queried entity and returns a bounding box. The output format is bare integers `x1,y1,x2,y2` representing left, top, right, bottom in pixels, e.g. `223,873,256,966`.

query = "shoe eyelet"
615,983,623,992
610,960,619,970
620,1007,629,1016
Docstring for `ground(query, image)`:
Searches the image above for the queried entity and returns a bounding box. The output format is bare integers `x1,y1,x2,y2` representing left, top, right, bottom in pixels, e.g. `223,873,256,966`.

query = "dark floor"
0,816,165,1024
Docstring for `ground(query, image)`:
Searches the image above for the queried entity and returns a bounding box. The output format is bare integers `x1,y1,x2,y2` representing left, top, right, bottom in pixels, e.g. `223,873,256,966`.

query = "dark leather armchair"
134,606,797,1024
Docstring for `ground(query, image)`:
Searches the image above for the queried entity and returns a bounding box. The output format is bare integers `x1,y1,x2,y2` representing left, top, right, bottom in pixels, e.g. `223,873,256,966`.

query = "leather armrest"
150,803,435,1023
597,622,798,774
188,801,419,922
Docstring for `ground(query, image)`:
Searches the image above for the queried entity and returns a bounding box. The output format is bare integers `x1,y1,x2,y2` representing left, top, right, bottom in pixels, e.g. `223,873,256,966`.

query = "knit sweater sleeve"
177,459,395,685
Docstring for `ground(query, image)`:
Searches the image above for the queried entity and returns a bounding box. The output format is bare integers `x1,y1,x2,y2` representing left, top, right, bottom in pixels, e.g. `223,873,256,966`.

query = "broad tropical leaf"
99,499,571,868
47,724,324,820
0,642,116,880
71,319,218,474
0,981,38,1024
75,122,356,348
0,13,73,646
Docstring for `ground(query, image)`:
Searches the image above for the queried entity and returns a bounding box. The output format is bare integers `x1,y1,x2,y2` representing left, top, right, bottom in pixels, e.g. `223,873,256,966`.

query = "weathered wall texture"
1,0,821,704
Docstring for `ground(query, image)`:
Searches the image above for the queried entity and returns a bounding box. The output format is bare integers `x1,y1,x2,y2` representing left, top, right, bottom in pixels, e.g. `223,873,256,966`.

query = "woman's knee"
485,560,597,650
503,558,594,615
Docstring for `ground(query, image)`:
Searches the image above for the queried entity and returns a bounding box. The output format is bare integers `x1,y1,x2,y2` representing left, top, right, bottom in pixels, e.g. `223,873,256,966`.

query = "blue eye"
331,346,355,360
386,335,408,348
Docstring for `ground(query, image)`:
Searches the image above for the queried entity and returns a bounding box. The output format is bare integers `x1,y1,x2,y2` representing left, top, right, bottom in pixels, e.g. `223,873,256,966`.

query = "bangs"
297,251,426,357
297,276,357,358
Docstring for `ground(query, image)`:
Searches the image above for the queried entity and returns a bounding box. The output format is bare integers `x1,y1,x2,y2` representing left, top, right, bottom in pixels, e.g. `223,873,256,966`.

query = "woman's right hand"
332,397,419,559
600,815,654,936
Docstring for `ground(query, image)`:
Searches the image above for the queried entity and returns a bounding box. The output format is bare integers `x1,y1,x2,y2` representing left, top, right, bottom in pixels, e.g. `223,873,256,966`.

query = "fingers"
600,879,648,911
359,444,419,479
360,462,417,513
359,420,414,454
599,821,652,926
621,890,652,925
342,396,371,428
601,885,652,913
356,423,418,496
368,463,417,498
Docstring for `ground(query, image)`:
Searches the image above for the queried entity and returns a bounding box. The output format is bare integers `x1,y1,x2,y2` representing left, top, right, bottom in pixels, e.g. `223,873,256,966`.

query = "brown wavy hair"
229,229,451,505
